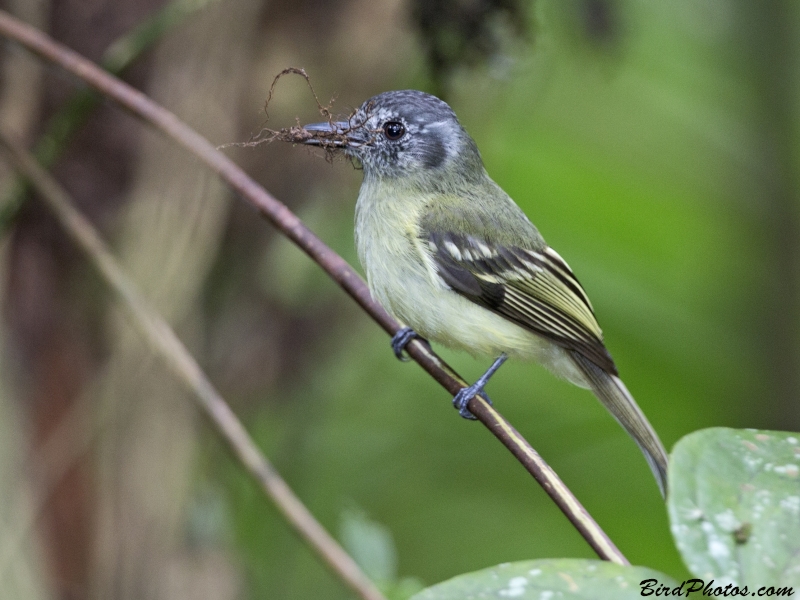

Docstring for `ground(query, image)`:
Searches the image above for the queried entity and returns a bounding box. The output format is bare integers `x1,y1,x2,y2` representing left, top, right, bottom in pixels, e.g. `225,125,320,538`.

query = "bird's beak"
302,121,351,147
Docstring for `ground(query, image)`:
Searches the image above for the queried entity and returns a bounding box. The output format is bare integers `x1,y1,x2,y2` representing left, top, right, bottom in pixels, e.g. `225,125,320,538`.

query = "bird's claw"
452,387,493,420
451,353,507,420
391,327,421,361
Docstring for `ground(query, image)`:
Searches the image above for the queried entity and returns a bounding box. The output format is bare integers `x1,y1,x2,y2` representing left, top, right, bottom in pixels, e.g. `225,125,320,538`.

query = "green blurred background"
0,0,797,599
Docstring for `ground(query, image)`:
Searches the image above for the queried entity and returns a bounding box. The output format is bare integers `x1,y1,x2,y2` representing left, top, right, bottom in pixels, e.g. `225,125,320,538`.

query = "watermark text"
640,578,794,597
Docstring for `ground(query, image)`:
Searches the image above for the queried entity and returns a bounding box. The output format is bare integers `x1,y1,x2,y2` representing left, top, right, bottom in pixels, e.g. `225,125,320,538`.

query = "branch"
0,134,388,600
0,10,629,566
0,0,220,231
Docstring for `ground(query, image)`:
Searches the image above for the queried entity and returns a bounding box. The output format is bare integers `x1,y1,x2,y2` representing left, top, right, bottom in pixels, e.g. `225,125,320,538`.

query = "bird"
301,90,668,497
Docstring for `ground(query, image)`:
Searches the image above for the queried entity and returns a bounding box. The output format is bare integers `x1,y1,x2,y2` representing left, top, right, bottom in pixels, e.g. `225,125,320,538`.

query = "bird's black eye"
383,121,405,140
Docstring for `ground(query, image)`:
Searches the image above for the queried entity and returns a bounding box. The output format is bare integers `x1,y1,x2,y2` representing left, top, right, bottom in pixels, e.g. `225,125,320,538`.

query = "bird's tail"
569,351,669,499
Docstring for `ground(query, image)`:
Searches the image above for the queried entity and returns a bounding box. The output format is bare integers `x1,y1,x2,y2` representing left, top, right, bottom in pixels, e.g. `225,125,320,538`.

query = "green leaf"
668,427,800,587
339,507,398,584
409,559,678,599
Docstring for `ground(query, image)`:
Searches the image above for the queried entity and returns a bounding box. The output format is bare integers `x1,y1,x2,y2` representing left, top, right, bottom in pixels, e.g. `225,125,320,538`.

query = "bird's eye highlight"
383,121,405,140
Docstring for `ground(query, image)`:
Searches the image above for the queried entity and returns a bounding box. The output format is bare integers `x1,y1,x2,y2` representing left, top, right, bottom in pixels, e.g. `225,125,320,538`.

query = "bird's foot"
452,354,508,420
391,327,424,361
452,386,491,420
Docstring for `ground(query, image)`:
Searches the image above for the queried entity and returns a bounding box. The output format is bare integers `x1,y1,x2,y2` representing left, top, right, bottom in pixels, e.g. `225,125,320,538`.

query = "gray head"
303,90,484,180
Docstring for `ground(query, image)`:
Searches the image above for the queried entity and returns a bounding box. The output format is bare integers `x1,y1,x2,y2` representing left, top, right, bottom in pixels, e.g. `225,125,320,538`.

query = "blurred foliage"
0,0,220,232
339,507,425,599
410,0,530,99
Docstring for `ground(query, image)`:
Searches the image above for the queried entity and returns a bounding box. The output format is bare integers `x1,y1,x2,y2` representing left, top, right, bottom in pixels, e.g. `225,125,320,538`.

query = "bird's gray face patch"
344,91,466,179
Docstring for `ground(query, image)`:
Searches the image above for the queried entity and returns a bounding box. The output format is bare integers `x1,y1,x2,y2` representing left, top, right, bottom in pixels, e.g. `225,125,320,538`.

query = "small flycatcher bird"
303,90,668,497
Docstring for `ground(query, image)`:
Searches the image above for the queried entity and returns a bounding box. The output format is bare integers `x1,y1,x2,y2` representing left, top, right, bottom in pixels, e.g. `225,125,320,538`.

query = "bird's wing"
422,227,618,375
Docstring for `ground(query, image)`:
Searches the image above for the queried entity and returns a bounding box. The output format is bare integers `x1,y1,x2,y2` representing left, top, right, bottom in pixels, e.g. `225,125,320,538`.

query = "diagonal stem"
0,9,629,566
0,133,388,600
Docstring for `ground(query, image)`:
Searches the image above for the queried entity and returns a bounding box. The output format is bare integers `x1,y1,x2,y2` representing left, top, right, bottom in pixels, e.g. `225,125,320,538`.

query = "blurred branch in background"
0,2,65,598
0,3,631,570
0,0,45,145
85,1,257,598
0,0,53,600
0,132,388,600
742,0,800,429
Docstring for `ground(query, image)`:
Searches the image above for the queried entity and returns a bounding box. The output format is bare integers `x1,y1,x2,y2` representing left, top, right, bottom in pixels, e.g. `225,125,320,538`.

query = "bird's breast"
354,183,440,314
353,183,555,364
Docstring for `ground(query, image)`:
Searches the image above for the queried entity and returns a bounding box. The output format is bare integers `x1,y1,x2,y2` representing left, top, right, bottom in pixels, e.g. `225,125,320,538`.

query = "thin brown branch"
0,10,629,566
0,134,388,600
